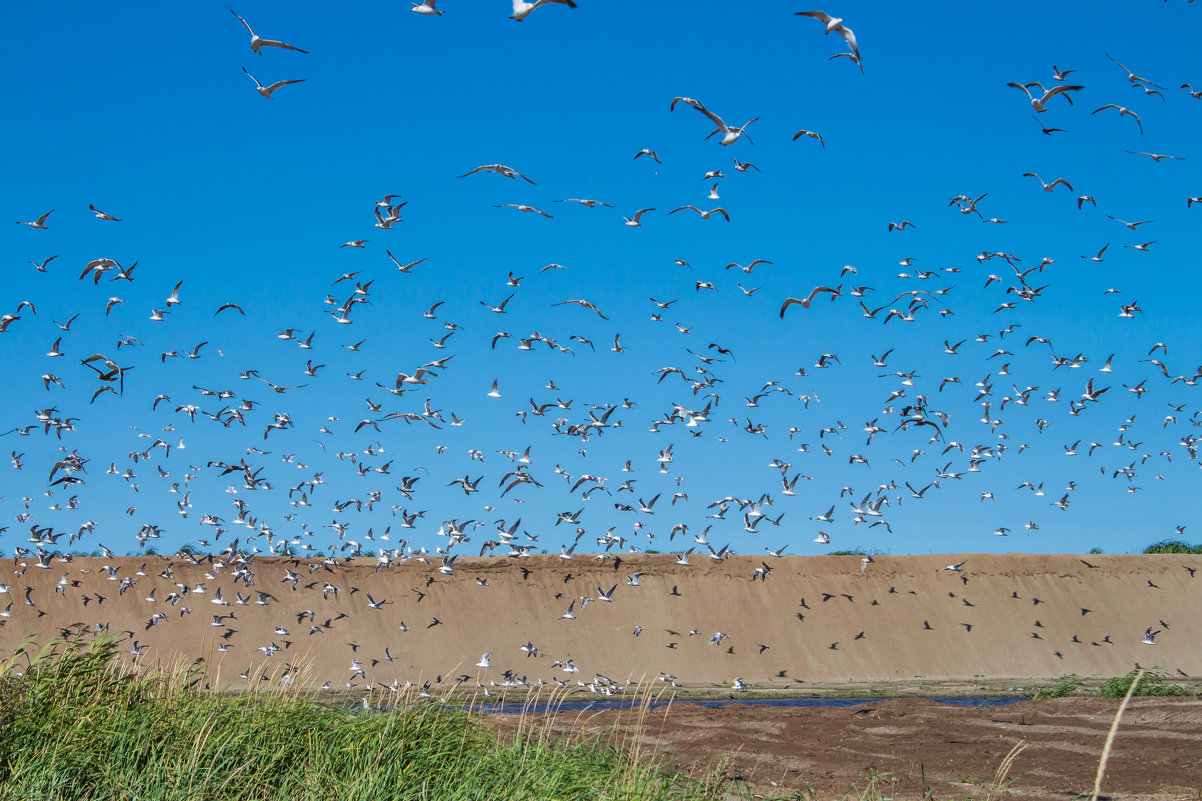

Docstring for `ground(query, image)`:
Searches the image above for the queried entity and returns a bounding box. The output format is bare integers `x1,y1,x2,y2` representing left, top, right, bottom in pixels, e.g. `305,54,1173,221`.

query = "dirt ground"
490,696,1202,800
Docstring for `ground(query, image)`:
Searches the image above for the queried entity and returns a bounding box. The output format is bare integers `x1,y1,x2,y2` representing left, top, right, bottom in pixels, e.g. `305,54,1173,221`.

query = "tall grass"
0,632,709,801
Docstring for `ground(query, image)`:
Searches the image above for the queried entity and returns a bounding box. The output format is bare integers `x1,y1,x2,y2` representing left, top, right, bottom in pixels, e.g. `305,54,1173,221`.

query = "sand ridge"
2,553,1199,691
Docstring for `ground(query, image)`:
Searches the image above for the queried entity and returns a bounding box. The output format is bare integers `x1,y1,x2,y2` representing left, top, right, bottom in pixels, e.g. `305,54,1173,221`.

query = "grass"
0,631,714,801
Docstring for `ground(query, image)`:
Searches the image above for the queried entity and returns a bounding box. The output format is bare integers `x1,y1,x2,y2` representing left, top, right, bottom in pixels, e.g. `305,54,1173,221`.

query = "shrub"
1142,539,1202,554
1099,669,1190,698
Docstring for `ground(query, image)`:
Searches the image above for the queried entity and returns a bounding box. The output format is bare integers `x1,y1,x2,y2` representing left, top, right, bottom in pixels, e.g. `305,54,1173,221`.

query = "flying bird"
795,11,862,70
242,67,305,99
229,9,310,54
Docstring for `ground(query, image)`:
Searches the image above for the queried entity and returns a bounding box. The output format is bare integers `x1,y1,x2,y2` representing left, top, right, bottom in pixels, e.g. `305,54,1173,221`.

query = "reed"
0,633,712,801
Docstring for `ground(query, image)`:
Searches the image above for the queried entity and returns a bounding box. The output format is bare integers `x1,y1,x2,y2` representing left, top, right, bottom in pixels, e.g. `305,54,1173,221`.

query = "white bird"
242,67,305,99
411,1,443,15
1006,82,1083,112
477,652,492,668
510,0,577,22
671,97,758,146
623,208,654,227
1142,627,1159,645
88,203,121,221
16,209,54,229
938,560,968,572
795,11,862,70
229,9,310,55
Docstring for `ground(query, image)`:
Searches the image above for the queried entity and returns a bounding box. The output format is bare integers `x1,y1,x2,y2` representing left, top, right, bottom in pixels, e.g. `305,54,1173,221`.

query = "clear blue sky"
1,2,1199,558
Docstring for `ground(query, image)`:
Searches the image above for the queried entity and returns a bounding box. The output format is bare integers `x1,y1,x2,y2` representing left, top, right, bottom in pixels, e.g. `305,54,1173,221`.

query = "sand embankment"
2,553,1198,691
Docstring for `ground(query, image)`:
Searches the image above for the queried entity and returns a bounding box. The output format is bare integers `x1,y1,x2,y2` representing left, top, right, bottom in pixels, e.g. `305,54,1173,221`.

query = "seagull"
795,11,862,70
16,209,54,229
411,1,443,14
938,560,968,572
492,203,552,218
1022,173,1073,192
88,204,121,221
633,149,661,163
242,67,305,99
792,129,825,148
460,164,536,184
670,97,758,146
229,9,309,54
669,205,729,221
1006,82,1083,112
1142,627,1159,645
1092,105,1144,134
551,299,608,319
623,208,654,227
510,0,577,22
476,652,492,668
780,285,842,316
1125,151,1186,162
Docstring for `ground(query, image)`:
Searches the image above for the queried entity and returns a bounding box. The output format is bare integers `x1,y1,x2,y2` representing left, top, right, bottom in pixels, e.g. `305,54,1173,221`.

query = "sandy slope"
1,553,1198,691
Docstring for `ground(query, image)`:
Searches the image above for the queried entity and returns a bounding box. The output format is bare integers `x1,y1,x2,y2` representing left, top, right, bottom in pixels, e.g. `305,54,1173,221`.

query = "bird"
16,210,54,229
411,1,443,14
1092,105,1144,134
795,11,862,70
242,67,305,99
1142,627,1159,645
633,149,661,164
229,9,309,54
460,164,536,184
1022,173,1073,192
792,129,825,148
780,286,842,316
670,97,758,146
623,208,654,227
938,560,968,572
510,0,577,22
88,204,121,221
1006,82,1083,112
669,205,729,221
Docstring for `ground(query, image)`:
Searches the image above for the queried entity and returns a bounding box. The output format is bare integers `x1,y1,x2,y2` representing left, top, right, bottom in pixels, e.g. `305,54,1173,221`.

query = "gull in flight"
460,164,536,184
1006,81,1083,112
229,9,309,55
1142,627,1159,645
476,652,492,668
633,148,661,163
16,209,53,229
779,285,842,316
242,67,305,99
411,1,443,14
1022,173,1073,192
938,560,968,572
671,97,758,146
492,203,552,218
792,129,825,148
623,208,654,227
795,11,862,70
669,205,729,221
1092,104,1143,134
88,204,121,221
510,0,577,22
1125,151,1185,162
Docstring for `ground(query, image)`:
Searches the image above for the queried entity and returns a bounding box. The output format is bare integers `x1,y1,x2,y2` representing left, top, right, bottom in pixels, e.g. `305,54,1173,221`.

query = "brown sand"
2,552,1199,690
491,697,1202,800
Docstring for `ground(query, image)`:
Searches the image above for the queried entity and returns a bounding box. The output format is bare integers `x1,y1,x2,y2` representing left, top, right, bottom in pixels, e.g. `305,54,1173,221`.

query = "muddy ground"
490,696,1202,800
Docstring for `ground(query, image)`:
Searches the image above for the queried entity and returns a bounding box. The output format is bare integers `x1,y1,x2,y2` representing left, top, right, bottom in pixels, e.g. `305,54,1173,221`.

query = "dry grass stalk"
1090,667,1144,801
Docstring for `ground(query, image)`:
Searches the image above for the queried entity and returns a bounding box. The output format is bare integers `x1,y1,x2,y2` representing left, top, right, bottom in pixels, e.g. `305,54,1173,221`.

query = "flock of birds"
2,5,1200,690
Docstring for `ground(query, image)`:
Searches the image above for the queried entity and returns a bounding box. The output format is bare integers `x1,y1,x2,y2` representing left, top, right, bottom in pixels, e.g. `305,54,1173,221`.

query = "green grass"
0,632,715,801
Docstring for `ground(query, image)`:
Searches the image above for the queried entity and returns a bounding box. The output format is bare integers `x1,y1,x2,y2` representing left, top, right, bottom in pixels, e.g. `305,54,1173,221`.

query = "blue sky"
1,2,1199,558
